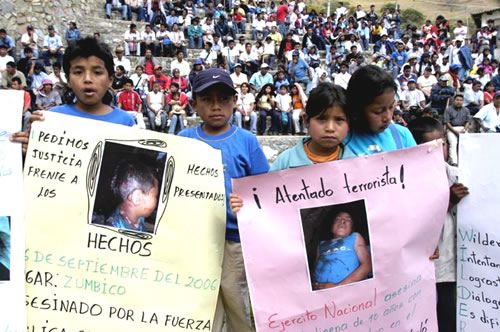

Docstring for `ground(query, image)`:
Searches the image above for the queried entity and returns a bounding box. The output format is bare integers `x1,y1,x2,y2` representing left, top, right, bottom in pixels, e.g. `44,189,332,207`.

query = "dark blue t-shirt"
50,104,135,126
179,125,270,242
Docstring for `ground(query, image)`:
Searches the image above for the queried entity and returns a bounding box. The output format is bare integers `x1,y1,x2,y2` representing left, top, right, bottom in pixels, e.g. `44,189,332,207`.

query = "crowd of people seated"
0,0,498,139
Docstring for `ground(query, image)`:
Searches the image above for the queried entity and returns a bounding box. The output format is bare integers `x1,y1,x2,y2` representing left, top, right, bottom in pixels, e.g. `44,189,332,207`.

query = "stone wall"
0,0,96,47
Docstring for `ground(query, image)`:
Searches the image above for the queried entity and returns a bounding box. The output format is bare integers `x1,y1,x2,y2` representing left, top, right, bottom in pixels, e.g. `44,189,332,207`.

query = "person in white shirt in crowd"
130,65,150,96
262,36,275,66
453,20,467,41
354,4,366,21
168,23,186,56
41,25,63,66
474,67,491,90
336,1,348,18
141,24,156,56
474,91,500,132
235,36,247,55
211,34,224,53
275,84,293,134
464,80,484,115
223,38,240,70
124,23,141,56
333,62,351,90
47,62,67,97
113,46,131,74
155,23,170,56
202,16,216,45
20,25,39,59
234,82,257,134
402,79,426,111
170,50,190,78
239,42,260,74
417,67,437,101
199,41,218,67
0,45,14,72
252,12,268,40
230,63,248,93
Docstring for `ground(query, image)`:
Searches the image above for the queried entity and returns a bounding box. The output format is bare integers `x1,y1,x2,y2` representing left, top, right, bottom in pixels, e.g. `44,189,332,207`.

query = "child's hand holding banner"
23,112,226,331
233,142,449,332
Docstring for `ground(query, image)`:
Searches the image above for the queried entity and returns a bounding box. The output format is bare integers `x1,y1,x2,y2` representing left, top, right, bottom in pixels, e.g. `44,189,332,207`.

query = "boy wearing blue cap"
178,68,269,332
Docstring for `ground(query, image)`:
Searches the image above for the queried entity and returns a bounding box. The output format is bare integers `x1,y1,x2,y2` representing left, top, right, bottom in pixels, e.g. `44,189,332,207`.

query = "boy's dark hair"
124,78,134,86
111,160,158,204
407,117,443,144
63,37,115,78
116,65,125,73
24,46,33,54
52,62,61,69
306,83,348,121
6,61,16,68
11,77,22,85
135,65,144,70
0,29,6,34
170,82,179,89
454,94,464,99
346,65,397,132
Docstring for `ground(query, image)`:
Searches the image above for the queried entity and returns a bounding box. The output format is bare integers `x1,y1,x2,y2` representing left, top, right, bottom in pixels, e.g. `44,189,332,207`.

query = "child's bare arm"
10,111,45,154
229,193,244,214
449,183,469,211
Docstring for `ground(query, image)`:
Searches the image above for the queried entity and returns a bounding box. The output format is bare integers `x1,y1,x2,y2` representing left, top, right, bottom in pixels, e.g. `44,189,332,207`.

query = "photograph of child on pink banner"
233,143,449,332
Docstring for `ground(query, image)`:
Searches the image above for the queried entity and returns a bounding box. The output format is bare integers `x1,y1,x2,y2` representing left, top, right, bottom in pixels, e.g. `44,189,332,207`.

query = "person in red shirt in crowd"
118,78,145,129
136,49,160,76
167,68,188,92
10,76,31,131
148,65,170,91
166,82,189,134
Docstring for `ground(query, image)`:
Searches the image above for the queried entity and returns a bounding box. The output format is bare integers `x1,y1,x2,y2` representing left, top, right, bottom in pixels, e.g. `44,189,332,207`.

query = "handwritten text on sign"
234,142,449,332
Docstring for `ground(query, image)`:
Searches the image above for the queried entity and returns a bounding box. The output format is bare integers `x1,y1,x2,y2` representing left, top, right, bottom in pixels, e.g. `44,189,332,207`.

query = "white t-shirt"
0,55,15,71
334,72,351,90
237,92,255,113
474,103,500,132
276,93,292,112
230,72,248,88
403,89,425,107
263,41,275,55
252,19,266,32
113,57,132,74
417,75,437,95
453,26,468,41
141,31,156,42
170,59,191,77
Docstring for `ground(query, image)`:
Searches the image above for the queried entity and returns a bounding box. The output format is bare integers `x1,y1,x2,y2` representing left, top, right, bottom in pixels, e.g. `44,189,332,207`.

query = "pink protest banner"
233,143,449,332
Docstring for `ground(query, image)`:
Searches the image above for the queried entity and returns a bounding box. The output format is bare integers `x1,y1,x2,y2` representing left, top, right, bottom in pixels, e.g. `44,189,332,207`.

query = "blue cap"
192,68,236,94
194,58,203,65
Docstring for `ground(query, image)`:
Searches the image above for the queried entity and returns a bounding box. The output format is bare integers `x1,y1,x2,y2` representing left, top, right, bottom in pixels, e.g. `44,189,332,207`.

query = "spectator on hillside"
215,16,236,42
64,22,81,44
0,45,15,72
118,78,145,128
188,17,203,49
20,25,39,59
453,20,467,41
397,65,418,91
223,38,240,70
199,41,218,68
170,50,190,78
47,62,67,96
168,23,186,56
233,4,247,34
417,67,437,100
202,16,216,45
188,58,204,89
334,62,351,90
167,68,189,92
148,65,169,91
124,23,141,56
127,0,145,21
106,0,128,20
230,63,248,92
443,94,470,165
140,24,156,56
30,62,49,92
463,80,484,115
302,25,325,52
166,82,188,134
430,75,455,116
239,42,260,75
146,80,167,132
155,23,171,56
1,62,26,88
249,63,274,93
288,50,309,85
42,25,63,66
402,79,426,111
36,79,62,110
136,49,159,76
130,65,150,96
113,46,132,74
112,65,129,93
0,29,16,60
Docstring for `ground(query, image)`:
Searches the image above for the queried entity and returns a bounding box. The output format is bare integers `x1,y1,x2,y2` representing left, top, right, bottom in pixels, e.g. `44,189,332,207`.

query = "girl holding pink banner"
345,65,416,156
